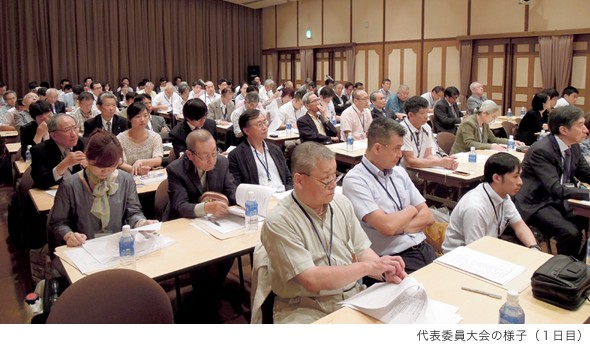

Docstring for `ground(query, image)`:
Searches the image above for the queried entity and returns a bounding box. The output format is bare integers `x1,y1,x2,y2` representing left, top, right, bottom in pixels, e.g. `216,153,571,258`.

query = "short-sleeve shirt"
278,101,307,125
442,182,522,253
152,92,177,112
339,105,372,141
399,119,433,169
261,192,371,299
342,156,427,255
117,130,164,165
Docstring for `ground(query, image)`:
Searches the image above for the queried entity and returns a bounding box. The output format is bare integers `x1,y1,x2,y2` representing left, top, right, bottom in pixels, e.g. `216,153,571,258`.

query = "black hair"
562,86,579,97
548,105,585,136
531,92,549,111
29,100,52,119
182,98,207,121
483,152,521,183
239,109,263,137
404,96,429,115
444,86,460,98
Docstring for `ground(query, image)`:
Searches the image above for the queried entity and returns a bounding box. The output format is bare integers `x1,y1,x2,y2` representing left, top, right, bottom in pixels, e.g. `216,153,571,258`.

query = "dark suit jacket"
515,134,590,222
53,101,66,114
83,114,127,137
166,154,237,221
297,113,338,145
31,137,87,189
149,114,168,133
371,108,396,120
433,99,463,135
333,95,350,116
169,119,217,156
228,141,293,190
515,109,543,146
21,121,44,159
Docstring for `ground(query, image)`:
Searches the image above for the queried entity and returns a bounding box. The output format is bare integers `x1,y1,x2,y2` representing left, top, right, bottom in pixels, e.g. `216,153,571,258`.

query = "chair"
502,121,518,137
167,148,177,163
47,269,174,324
19,166,34,205
250,241,274,324
428,114,437,133
436,132,456,155
154,179,169,222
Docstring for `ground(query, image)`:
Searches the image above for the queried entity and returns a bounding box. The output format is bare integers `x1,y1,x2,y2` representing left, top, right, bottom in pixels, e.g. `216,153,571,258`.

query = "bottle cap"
122,224,131,235
470,146,475,151
509,135,514,140
25,293,39,304
507,290,519,303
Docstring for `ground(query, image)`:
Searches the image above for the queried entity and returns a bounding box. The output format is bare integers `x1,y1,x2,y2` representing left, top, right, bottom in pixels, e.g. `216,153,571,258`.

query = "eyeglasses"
56,126,80,134
189,149,218,161
301,173,343,189
250,120,269,129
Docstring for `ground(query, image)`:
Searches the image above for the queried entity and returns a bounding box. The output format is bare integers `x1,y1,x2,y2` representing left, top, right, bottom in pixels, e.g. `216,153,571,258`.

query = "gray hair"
145,81,154,88
187,129,213,151
369,91,383,103
291,142,335,175
47,113,71,132
97,92,118,106
178,84,191,95
302,92,316,105
475,100,499,115
245,91,260,104
352,89,366,101
398,84,410,92
46,88,59,97
469,81,480,91
264,79,274,87
367,117,407,150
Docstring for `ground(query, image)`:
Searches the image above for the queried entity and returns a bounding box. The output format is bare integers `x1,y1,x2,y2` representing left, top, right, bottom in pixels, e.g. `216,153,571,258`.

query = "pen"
461,286,502,299
206,215,221,227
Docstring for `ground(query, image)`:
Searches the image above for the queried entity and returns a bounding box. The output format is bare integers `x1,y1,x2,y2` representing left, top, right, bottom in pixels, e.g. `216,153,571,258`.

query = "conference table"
408,150,525,207
1,130,18,143
326,139,366,166
314,236,590,324
265,132,299,147
29,169,168,214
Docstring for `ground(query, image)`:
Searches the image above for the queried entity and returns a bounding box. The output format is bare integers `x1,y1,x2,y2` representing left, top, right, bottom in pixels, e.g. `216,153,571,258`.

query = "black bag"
531,255,590,310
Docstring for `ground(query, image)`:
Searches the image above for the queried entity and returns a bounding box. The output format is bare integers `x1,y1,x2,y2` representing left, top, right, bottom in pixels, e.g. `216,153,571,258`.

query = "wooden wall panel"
352,0,384,44
571,35,590,111
355,45,383,92
298,0,322,47
472,39,509,112
470,0,524,35
424,0,468,39
385,0,421,42
423,40,460,95
276,1,298,48
384,42,422,96
511,39,541,113
323,0,351,45
262,6,276,50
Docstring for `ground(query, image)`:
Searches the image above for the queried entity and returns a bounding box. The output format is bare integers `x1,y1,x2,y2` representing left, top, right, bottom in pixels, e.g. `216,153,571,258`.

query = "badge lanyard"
354,106,365,130
404,120,423,156
291,192,335,266
361,162,402,212
483,185,504,237
250,141,271,182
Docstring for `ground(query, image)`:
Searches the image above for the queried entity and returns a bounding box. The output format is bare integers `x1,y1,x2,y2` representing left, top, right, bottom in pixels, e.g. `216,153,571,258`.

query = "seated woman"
450,100,525,154
49,130,157,250
515,92,550,146
116,102,163,175
228,109,293,192
234,82,248,106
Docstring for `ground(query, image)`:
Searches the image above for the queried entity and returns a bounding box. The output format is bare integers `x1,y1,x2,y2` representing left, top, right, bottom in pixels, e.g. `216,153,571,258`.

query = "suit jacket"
297,113,338,145
20,121,46,159
371,108,396,120
169,119,217,157
52,101,66,114
149,114,168,133
433,99,463,134
515,134,590,222
83,114,128,137
166,154,237,221
333,95,350,116
228,141,293,190
31,137,87,189
207,99,235,122
450,114,508,154
515,109,543,146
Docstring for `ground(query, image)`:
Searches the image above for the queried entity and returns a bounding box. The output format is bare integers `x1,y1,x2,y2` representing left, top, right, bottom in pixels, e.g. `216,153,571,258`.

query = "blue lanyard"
483,185,503,237
404,120,423,156
250,142,271,182
362,161,403,212
354,106,365,129
291,192,334,266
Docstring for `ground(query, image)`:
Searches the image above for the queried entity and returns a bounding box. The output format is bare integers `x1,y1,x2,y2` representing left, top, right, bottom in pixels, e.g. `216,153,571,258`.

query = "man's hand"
440,155,458,170
515,140,526,147
369,256,407,284
36,122,48,136
65,232,87,247
160,126,169,132
490,144,507,151
204,201,229,217
331,136,340,143
65,151,87,168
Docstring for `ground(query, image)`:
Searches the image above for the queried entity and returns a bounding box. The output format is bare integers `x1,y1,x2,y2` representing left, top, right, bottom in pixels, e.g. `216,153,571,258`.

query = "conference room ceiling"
223,0,289,9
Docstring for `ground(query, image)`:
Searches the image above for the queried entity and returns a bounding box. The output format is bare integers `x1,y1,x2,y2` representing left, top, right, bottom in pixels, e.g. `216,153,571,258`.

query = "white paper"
435,246,527,285
416,166,456,175
267,114,282,134
130,222,162,232
272,189,292,200
190,222,209,235
193,214,245,234
225,146,237,154
135,171,167,185
45,189,57,197
235,184,275,217
162,142,172,148
329,140,367,152
227,207,265,221
64,248,118,274
453,152,489,163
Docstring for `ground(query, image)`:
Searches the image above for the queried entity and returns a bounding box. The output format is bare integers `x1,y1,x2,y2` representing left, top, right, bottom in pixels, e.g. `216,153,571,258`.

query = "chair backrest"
502,121,517,137
436,132,456,155
19,166,34,205
47,269,174,324
167,148,176,163
154,179,169,222
428,114,437,133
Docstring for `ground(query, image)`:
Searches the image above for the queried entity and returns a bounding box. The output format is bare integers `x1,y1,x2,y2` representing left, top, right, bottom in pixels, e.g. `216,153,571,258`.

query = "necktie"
106,121,111,132
563,148,572,184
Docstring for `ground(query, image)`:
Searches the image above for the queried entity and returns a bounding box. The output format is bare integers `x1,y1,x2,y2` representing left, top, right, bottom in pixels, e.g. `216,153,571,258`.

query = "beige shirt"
310,113,326,136
340,104,373,141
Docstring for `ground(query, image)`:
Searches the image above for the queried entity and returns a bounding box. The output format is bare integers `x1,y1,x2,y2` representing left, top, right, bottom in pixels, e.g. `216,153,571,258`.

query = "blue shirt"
385,93,405,115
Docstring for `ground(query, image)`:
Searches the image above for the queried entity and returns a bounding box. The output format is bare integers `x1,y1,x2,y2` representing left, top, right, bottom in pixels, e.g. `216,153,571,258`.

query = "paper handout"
235,184,276,217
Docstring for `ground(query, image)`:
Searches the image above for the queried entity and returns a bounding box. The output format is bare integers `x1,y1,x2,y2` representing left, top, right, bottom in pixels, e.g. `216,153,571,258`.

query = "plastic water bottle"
286,123,292,136
119,225,136,270
520,107,526,117
245,191,258,233
331,118,337,126
346,135,354,152
468,146,477,174
25,145,32,166
507,135,515,153
585,236,590,266
507,108,513,122
539,130,546,140
499,290,525,324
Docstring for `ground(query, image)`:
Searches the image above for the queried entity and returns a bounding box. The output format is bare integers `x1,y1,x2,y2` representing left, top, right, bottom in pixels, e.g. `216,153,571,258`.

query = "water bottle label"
246,201,258,216
499,312,524,324
468,154,477,163
347,137,354,145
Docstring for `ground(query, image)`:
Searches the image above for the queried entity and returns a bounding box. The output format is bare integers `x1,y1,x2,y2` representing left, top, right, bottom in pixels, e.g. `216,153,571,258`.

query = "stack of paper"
330,140,367,152
340,277,461,324
135,171,167,185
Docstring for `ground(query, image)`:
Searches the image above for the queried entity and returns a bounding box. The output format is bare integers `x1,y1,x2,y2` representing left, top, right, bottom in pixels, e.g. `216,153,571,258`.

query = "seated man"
297,92,338,145
261,141,408,324
46,88,66,114
433,86,463,134
151,83,177,113
169,98,216,157
339,89,372,141
207,87,234,125
554,86,579,109
399,96,458,181
378,79,392,103
385,84,410,119
370,91,395,120
119,91,137,119
420,86,444,113
10,93,39,133
70,92,100,133
228,109,292,192
318,86,336,122
1,98,25,131
31,114,86,189
443,153,539,253
0,90,17,122
515,106,590,260
83,92,127,137
231,92,265,138
278,90,307,128
342,117,436,278
21,101,52,158
200,81,220,106
466,81,487,115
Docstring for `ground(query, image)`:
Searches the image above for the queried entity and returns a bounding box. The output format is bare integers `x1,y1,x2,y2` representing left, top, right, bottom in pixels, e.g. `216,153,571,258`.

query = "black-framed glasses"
301,173,343,189
189,149,218,161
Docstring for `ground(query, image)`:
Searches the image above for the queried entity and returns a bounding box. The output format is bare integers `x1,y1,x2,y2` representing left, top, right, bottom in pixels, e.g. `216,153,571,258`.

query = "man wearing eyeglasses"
169,98,217,157
166,128,237,322
342,117,436,282
31,114,87,189
339,89,373,141
261,141,408,323
297,92,339,145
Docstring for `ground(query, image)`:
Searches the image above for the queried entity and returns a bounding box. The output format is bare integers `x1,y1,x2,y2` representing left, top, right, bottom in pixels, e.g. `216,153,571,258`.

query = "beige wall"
262,7,276,49
423,0,468,39
276,1,297,48
385,0,421,42
298,0,322,47
529,0,590,32
323,0,350,45
471,0,525,35
352,0,384,44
